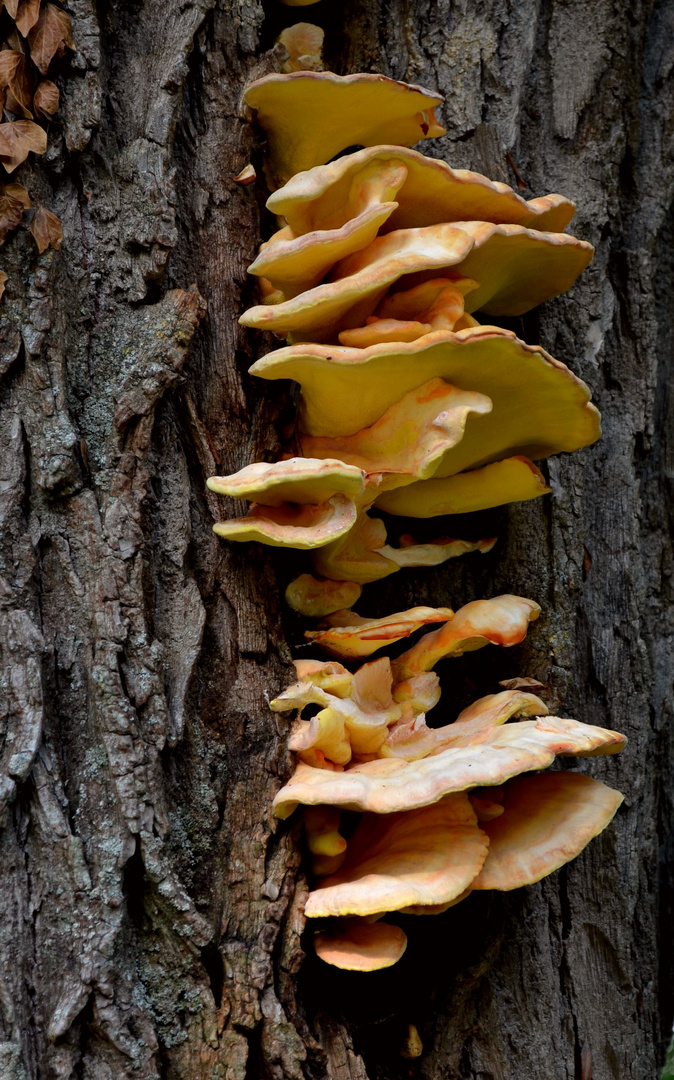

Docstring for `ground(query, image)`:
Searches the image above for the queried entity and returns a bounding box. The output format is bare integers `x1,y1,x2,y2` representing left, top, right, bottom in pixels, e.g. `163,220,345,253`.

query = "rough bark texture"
1,1,673,1078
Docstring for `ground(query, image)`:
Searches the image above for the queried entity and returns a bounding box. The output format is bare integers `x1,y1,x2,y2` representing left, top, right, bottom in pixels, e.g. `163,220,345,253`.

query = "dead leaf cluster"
0,0,73,287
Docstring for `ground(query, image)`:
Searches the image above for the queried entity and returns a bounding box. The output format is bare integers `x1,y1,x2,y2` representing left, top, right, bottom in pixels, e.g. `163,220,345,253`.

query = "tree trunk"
1,1,673,1078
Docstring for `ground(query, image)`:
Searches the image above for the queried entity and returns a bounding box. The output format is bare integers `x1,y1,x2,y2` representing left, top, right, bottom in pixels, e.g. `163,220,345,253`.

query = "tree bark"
1,1,673,1078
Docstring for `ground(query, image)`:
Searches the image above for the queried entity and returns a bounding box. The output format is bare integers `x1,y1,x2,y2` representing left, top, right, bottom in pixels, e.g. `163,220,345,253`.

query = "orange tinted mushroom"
380,689,548,761
248,330,600,459
305,794,488,917
272,656,403,762
472,772,624,890
392,595,541,681
311,507,495,585
303,806,347,856
277,23,324,73
285,574,363,617
248,201,402,300
300,377,492,480
241,224,475,342
305,605,454,659
314,920,408,971
273,711,625,818
207,457,365,505
376,457,551,517
212,495,358,549
241,221,591,341
208,458,366,550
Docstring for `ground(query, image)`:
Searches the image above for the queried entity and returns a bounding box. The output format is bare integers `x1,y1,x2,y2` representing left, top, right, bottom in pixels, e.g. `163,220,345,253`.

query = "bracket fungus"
277,23,324,73
207,457,365,550
314,921,408,972
215,67,625,973
266,145,577,235
304,605,455,659
244,72,444,186
263,593,625,970
241,222,592,341
212,71,602,603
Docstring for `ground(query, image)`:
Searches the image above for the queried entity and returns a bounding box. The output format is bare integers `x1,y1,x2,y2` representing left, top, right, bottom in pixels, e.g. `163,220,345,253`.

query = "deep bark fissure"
0,0,672,1078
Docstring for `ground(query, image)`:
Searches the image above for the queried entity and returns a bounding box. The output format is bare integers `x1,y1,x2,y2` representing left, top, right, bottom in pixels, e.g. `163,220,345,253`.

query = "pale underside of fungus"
212,69,625,972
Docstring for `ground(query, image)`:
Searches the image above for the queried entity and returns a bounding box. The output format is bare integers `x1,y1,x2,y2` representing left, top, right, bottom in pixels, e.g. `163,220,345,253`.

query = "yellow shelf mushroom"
244,71,445,186
241,222,592,341
227,66,626,976
267,144,577,235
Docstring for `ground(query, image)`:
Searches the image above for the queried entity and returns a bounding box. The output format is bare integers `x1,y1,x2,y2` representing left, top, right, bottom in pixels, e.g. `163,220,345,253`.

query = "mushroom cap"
267,145,576,235
285,574,363,617
277,658,353,701
289,707,352,766
305,794,489,917
244,72,444,186
375,534,497,567
303,806,347,856
305,605,455,659
447,221,593,316
311,509,495,584
272,713,626,817
471,772,624,891
314,921,408,971
375,457,551,517
392,672,442,714
248,202,400,298
240,224,474,342
300,378,493,480
241,222,591,341
392,595,541,680
248,330,601,464
489,714,626,757
207,457,366,506
277,22,324,73
381,689,548,760
273,656,403,761
310,508,398,584
212,494,357,549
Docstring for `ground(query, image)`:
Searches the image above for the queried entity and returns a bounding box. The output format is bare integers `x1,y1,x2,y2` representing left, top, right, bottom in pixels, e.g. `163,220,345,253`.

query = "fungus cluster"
272,596,625,969
209,71,600,612
211,69,626,971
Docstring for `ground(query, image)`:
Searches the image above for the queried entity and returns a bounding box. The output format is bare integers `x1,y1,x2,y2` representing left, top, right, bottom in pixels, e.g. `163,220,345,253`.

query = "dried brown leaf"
0,119,47,171
0,50,22,87
0,191,25,241
15,0,40,37
3,0,20,17
29,203,62,252
4,181,30,207
5,29,26,54
0,269,8,299
27,4,73,75
0,50,33,116
33,78,58,117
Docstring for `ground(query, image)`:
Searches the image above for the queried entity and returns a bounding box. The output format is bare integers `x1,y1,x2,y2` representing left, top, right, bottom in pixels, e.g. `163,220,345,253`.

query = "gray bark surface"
1,1,673,1078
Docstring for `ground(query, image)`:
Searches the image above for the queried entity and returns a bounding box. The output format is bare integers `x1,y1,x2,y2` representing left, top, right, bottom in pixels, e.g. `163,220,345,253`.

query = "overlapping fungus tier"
270,597,626,969
208,71,600,611
206,69,625,970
